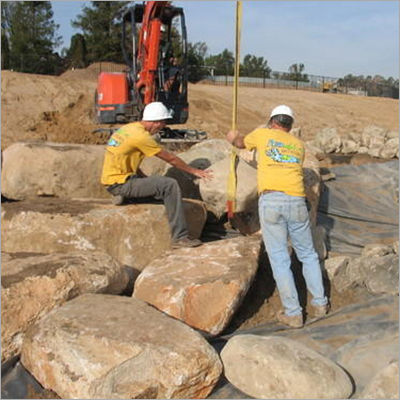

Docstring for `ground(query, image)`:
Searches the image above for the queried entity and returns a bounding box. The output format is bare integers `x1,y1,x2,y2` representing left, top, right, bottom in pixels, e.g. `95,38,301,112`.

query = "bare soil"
2,64,398,151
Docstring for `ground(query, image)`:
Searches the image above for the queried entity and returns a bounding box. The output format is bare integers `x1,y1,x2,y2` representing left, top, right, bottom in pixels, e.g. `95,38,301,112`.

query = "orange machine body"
96,72,129,122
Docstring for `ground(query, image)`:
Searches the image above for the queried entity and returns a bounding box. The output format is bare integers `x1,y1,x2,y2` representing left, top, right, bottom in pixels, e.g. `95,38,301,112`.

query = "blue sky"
52,1,399,79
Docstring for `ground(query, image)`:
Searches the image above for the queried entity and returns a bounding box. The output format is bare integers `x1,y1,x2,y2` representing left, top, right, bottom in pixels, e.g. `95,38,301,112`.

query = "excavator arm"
135,1,170,104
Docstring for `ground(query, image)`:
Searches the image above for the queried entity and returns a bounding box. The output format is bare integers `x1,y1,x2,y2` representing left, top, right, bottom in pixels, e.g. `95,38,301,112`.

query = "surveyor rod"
227,0,242,219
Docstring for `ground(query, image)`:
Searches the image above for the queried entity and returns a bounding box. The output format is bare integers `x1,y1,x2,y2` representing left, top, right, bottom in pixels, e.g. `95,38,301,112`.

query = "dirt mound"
60,62,127,81
1,66,398,151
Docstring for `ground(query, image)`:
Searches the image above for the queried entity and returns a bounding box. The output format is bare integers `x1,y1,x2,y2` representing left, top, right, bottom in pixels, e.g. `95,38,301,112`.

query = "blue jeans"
259,192,327,316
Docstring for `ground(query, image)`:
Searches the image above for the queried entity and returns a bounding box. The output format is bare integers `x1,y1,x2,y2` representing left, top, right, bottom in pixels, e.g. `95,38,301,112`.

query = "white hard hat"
270,105,294,120
142,102,173,121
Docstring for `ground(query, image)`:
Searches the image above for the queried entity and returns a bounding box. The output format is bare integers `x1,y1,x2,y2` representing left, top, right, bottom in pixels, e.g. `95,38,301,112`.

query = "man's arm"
226,130,246,149
156,150,213,180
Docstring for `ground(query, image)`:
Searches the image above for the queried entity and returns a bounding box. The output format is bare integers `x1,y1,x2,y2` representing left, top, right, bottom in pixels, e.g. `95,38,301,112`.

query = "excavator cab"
95,1,189,125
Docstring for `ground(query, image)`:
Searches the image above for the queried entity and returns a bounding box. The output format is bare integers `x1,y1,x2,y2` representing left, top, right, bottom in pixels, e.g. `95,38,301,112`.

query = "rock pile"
324,242,399,296
1,139,398,399
309,125,399,159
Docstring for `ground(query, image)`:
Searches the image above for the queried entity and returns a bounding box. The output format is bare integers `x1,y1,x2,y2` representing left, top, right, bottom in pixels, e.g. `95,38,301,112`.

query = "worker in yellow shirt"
226,105,329,328
101,102,212,249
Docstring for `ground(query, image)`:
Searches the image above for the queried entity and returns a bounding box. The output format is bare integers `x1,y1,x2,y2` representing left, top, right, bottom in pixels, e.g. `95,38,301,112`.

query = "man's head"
268,105,294,131
141,102,173,134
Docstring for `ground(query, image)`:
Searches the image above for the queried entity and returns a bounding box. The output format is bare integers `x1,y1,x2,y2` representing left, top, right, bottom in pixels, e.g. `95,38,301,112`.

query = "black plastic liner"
318,160,399,255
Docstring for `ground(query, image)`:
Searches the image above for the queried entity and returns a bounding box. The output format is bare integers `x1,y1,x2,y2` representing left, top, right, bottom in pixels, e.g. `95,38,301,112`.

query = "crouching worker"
101,102,212,249
226,105,329,328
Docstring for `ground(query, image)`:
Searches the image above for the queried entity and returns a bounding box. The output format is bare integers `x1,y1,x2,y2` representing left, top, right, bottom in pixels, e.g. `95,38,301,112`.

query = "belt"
260,190,284,195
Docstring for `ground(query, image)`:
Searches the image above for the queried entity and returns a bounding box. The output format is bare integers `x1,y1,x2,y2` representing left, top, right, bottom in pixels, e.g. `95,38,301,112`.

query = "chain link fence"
61,62,400,100
192,66,398,99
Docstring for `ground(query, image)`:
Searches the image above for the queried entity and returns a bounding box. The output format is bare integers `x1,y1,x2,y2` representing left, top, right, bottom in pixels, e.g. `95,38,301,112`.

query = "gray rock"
361,243,394,258
361,125,388,147
334,330,398,396
380,138,399,159
333,257,363,293
323,255,350,281
362,254,399,295
313,128,342,153
221,334,353,399
341,139,359,154
21,294,222,399
164,139,232,199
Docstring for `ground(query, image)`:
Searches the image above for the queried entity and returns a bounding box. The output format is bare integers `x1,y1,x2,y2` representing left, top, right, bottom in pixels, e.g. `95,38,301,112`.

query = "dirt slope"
1,65,398,151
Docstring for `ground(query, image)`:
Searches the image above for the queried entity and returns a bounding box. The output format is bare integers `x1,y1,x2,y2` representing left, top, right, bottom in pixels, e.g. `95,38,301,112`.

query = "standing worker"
226,105,329,328
101,101,212,249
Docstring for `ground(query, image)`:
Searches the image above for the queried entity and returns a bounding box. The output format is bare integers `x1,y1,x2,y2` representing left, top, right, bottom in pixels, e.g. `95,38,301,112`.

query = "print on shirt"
266,139,301,164
107,137,120,147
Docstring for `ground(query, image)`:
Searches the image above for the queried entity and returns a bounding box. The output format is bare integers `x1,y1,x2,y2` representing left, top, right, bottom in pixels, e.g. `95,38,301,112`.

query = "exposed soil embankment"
2,64,398,151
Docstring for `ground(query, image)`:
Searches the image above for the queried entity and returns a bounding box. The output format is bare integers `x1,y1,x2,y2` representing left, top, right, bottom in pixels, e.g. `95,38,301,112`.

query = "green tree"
288,63,309,82
5,1,62,74
65,33,88,69
205,48,234,75
187,41,208,82
240,54,271,78
1,0,14,69
72,1,127,64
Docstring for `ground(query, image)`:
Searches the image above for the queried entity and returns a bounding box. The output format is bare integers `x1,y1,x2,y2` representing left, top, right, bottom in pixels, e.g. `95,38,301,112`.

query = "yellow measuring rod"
227,0,242,219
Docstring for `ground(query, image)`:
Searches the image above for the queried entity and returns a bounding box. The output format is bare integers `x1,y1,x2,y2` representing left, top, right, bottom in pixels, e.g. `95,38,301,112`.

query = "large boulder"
360,361,399,399
333,330,399,395
134,236,261,336
199,156,258,218
21,294,222,399
333,249,399,295
1,198,206,272
1,251,129,363
220,334,353,399
1,142,107,200
312,127,342,153
164,139,232,199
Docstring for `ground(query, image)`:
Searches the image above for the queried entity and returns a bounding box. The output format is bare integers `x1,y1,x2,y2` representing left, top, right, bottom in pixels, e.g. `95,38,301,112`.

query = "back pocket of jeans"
291,203,309,223
262,206,282,224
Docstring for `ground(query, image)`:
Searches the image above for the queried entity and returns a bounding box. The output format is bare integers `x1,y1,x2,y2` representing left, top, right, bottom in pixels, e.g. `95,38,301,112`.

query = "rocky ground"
1,65,398,399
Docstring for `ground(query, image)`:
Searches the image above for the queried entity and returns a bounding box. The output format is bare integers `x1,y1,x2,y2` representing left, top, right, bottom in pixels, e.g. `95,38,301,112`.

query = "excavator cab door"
122,2,189,124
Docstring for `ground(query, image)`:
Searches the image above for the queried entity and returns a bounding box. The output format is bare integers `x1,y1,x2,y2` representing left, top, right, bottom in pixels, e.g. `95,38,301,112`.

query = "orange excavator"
95,1,205,142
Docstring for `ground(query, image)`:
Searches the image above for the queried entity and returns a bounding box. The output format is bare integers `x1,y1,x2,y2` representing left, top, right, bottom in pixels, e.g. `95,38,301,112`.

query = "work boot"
276,311,304,328
111,195,125,206
312,303,331,318
172,237,202,249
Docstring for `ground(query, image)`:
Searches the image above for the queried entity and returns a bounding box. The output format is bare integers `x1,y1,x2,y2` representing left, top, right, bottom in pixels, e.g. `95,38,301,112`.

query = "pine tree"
5,1,62,74
65,33,88,69
71,1,127,64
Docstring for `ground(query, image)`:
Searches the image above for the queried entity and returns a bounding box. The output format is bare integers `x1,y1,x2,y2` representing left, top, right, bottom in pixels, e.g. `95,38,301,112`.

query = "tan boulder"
199,156,258,218
21,294,222,399
164,139,232,200
221,334,353,399
1,198,206,272
360,361,399,399
1,251,129,363
1,142,108,200
134,235,261,336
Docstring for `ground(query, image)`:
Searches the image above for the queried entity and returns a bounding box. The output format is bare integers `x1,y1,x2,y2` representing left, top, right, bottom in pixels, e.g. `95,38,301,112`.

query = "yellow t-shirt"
101,122,162,185
244,128,305,197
